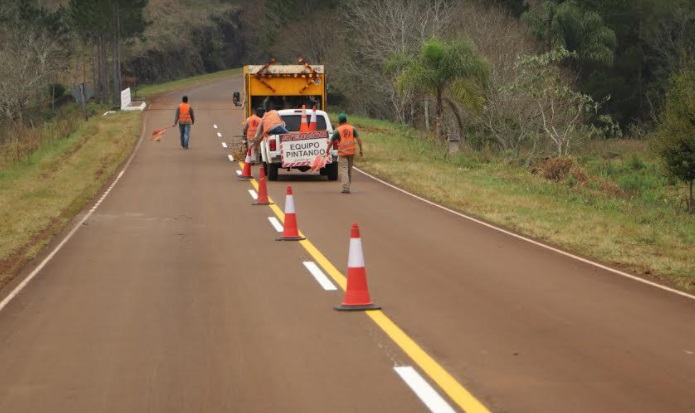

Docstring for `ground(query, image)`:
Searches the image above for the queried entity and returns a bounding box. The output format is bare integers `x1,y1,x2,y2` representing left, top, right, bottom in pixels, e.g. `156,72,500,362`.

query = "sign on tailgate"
280,131,333,168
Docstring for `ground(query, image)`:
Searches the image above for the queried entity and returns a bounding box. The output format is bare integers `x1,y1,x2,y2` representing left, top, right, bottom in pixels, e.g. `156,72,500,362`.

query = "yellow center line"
243,167,491,413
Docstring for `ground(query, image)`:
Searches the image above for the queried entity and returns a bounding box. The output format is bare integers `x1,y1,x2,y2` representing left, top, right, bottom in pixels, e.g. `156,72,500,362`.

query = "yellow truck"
233,59,338,181
233,58,327,117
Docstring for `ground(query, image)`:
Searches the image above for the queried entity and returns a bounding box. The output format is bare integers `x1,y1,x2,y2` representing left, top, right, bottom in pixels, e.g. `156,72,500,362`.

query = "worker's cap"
338,113,347,123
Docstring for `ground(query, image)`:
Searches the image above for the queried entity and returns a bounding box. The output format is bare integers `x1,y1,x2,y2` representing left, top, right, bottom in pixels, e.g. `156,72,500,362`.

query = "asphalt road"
0,75,693,413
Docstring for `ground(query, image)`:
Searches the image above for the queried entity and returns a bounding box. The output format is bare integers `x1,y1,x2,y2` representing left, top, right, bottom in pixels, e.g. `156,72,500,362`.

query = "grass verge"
0,111,142,289
136,68,242,98
344,114,695,293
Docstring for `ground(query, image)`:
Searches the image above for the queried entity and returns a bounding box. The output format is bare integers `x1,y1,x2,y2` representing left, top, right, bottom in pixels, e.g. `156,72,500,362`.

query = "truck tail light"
332,141,338,149
269,139,277,152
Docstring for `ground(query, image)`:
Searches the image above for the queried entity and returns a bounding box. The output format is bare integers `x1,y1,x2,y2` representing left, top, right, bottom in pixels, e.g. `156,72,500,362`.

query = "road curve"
0,75,693,413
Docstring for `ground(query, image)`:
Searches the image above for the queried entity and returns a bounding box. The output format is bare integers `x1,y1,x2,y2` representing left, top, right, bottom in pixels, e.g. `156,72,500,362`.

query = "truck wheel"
268,163,279,181
327,161,339,181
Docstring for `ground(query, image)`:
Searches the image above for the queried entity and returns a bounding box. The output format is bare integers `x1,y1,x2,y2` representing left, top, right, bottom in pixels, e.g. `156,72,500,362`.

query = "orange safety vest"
336,124,356,156
262,110,284,135
178,103,192,123
246,114,261,139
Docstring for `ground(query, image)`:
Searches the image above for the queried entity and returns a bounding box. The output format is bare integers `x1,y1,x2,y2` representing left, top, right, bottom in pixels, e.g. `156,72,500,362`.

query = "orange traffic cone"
276,185,305,241
299,104,309,132
253,164,273,205
335,223,381,311
239,147,253,179
308,105,317,131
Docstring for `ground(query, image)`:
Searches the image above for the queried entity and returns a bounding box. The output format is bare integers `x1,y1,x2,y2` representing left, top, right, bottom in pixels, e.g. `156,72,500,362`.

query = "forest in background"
1,0,694,190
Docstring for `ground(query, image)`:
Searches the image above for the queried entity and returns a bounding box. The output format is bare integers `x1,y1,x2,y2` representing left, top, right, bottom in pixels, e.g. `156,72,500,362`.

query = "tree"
523,0,616,66
652,60,695,212
510,47,607,156
392,38,489,143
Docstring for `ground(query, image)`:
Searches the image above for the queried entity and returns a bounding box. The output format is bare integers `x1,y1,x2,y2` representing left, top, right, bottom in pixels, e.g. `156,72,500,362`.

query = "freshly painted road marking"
302,261,337,291
214,124,218,129
222,142,228,148
268,217,283,232
242,172,491,413
356,167,695,302
228,155,235,163
395,366,456,413
217,132,222,138
248,189,258,200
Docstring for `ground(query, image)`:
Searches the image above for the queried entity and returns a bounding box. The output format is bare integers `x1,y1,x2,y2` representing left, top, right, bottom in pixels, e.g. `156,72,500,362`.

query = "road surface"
0,76,693,413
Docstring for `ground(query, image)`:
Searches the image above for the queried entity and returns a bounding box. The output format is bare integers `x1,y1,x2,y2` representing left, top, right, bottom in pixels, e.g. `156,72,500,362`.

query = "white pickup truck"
259,108,339,181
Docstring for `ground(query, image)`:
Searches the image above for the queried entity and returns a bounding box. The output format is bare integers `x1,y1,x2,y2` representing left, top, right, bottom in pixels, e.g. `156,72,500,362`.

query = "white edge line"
268,217,283,233
222,142,228,148
394,366,456,413
228,154,235,162
0,171,126,313
355,167,695,301
302,261,337,291
0,114,152,313
248,189,258,200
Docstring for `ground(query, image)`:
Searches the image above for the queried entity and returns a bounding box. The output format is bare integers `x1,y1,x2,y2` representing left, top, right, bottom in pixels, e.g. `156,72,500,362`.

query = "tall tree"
652,60,695,212
392,38,489,142
523,0,616,66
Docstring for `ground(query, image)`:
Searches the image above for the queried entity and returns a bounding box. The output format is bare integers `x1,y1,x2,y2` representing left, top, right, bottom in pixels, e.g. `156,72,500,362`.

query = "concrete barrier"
120,88,146,111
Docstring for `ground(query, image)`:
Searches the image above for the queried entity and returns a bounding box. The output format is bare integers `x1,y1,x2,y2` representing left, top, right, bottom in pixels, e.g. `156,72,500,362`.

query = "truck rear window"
281,115,327,132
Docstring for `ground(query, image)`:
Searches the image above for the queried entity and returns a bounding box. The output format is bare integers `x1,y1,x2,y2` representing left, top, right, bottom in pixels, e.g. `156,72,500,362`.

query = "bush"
48,83,66,100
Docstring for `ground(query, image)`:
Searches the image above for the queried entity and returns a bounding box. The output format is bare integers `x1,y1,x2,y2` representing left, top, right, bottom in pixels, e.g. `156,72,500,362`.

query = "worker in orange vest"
243,107,264,161
327,113,363,194
249,106,289,151
173,95,195,149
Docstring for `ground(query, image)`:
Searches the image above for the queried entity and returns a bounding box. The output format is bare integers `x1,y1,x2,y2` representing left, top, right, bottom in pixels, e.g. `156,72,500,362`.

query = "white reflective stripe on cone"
285,195,296,214
348,238,365,268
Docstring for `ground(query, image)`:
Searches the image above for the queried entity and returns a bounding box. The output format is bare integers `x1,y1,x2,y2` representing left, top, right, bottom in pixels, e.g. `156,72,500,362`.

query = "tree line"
1,0,694,207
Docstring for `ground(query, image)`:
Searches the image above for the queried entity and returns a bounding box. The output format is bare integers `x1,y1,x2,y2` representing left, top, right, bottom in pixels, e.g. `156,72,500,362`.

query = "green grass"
0,111,142,288
345,114,695,293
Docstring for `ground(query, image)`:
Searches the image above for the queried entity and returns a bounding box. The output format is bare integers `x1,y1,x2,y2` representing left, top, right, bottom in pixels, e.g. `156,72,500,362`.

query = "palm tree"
391,38,489,142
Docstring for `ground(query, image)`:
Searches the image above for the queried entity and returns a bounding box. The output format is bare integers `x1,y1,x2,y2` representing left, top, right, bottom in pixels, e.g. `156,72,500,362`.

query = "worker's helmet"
255,107,265,117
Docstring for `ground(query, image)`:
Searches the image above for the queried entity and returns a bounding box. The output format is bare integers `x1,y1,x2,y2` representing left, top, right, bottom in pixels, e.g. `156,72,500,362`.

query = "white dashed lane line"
228,155,235,162
302,261,337,291
236,170,242,176
248,190,258,200
394,366,456,413
214,124,218,129
267,217,283,232
222,142,228,148
217,132,222,138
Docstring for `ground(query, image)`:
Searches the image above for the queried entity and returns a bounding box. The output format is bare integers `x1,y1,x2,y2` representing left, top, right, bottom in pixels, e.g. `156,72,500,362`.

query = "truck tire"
268,163,279,181
327,161,339,181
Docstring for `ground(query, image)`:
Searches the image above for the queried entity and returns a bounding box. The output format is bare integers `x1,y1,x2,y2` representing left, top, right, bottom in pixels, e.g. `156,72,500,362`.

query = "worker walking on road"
328,113,363,194
243,107,264,161
174,96,195,149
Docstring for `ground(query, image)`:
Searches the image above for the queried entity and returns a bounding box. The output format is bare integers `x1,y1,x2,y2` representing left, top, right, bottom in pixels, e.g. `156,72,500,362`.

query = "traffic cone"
335,223,381,311
276,185,305,241
253,164,273,205
239,147,253,179
299,104,309,132
308,105,317,131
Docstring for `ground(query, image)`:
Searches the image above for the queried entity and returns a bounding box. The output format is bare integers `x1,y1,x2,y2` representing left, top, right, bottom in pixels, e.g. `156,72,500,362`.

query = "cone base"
238,176,253,180
253,201,273,205
334,303,381,311
276,236,306,241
